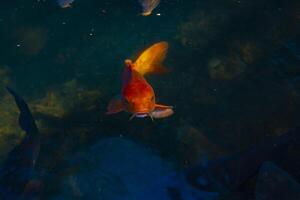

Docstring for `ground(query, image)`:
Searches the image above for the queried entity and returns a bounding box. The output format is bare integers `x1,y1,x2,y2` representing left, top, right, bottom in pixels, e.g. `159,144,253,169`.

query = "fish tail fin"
133,41,169,76
0,87,40,194
141,11,152,16
6,87,38,135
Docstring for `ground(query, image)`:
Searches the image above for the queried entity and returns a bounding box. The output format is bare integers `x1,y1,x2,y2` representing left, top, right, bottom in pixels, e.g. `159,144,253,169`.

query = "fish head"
122,80,156,118
125,59,133,67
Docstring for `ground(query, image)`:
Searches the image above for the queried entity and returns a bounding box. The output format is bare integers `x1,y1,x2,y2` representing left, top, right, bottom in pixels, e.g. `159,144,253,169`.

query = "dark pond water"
0,0,300,199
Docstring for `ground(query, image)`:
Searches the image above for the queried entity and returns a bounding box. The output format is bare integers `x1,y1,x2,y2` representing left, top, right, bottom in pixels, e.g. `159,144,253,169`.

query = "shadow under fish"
0,88,42,199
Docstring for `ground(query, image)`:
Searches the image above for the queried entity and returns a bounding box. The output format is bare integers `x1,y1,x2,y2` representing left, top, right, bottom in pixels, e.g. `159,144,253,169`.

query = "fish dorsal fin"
133,41,168,76
106,95,124,114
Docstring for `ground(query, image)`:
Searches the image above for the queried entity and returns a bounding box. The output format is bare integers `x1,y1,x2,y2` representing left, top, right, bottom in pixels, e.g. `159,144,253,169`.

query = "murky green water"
0,0,300,199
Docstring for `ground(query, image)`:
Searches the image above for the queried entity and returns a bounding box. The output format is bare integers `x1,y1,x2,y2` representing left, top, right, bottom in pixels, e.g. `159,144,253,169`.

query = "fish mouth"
135,112,150,118
136,113,148,118
129,112,154,121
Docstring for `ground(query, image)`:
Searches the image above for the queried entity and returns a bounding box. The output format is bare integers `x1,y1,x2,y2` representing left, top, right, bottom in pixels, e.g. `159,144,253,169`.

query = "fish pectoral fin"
106,95,124,114
152,104,174,119
155,104,173,110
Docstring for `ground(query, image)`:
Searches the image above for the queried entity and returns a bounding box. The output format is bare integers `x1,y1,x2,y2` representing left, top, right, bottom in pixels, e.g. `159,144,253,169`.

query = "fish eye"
124,98,130,104
151,96,155,101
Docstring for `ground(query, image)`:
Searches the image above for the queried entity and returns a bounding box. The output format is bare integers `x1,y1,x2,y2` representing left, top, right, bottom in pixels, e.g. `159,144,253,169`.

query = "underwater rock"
133,172,219,200
54,137,172,200
0,66,11,95
0,94,23,162
176,10,229,49
177,126,222,166
0,78,101,167
29,78,102,155
207,54,247,80
33,79,101,119
255,162,300,200
53,137,219,200
234,41,261,65
34,91,65,118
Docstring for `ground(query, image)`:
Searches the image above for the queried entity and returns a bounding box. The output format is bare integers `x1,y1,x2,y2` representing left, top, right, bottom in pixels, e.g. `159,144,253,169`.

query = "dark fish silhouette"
185,127,300,194
0,87,41,199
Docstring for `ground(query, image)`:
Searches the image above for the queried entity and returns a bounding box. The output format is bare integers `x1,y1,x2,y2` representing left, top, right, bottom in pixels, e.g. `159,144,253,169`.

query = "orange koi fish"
106,41,174,120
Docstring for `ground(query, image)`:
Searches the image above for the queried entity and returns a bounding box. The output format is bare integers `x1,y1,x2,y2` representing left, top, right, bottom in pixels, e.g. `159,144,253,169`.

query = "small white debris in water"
16,44,21,47
156,13,161,16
